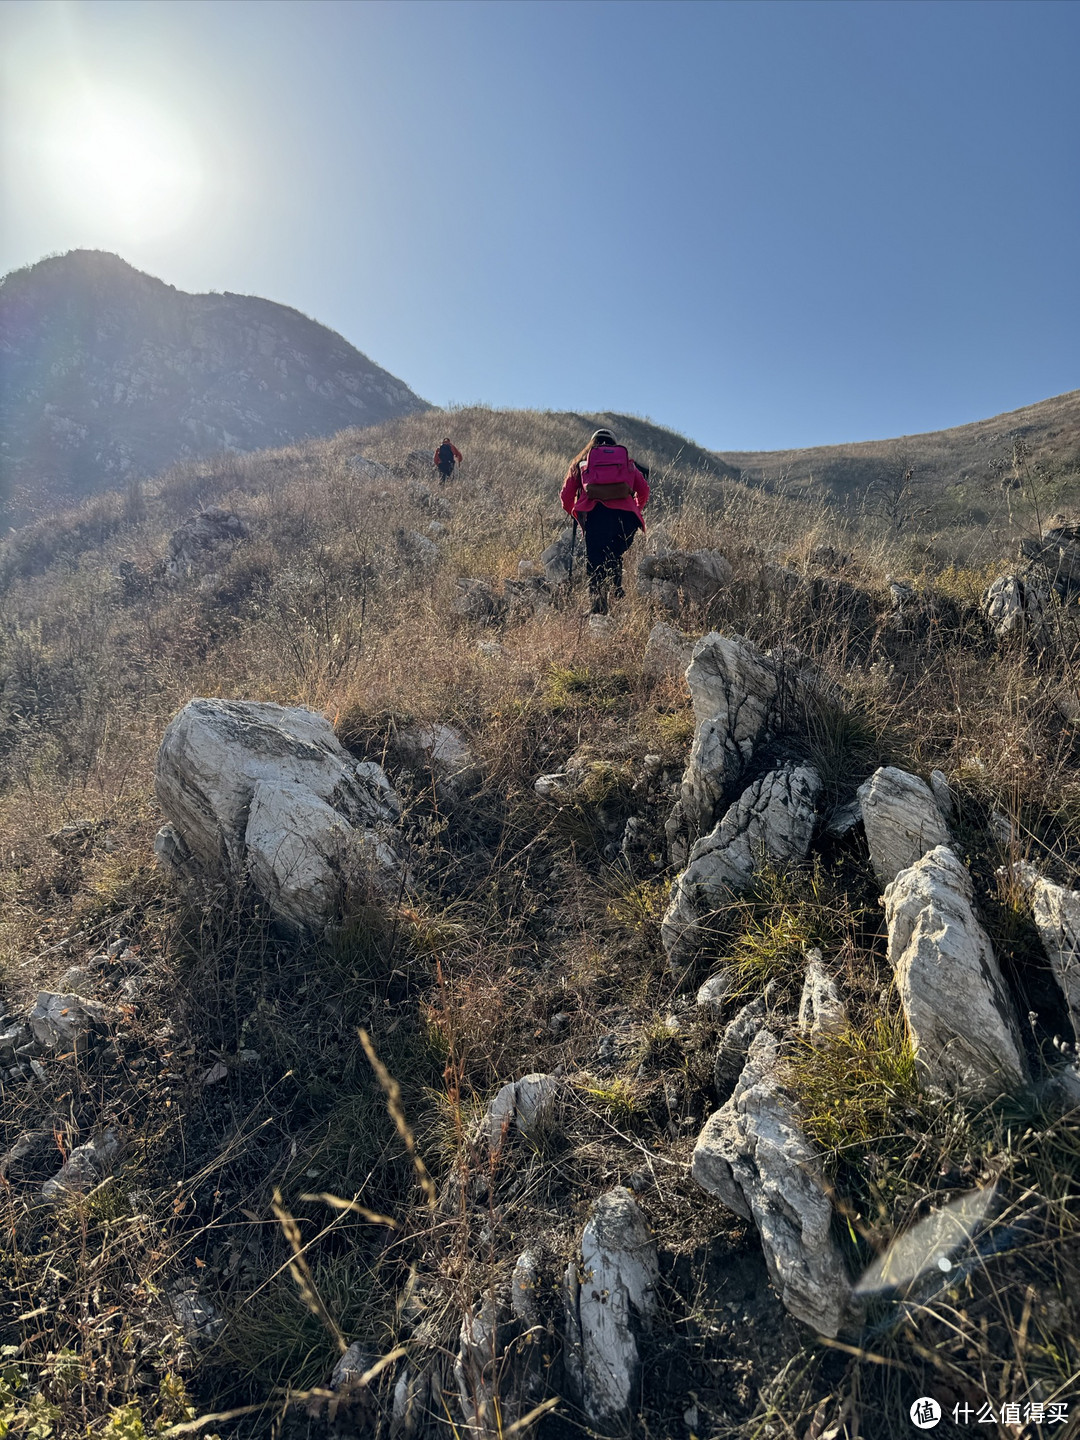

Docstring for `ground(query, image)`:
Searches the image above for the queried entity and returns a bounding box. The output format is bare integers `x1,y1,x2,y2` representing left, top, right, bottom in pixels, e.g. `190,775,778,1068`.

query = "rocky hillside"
721,389,1080,529
0,250,429,522
0,405,1078,1439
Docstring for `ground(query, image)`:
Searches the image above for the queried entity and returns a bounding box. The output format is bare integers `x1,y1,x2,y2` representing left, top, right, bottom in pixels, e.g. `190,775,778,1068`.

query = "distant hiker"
434,438,463,484
561,428,649,613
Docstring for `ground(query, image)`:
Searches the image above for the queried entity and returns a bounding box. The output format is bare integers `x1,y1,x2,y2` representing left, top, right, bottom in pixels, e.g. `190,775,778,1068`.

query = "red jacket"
560,453,649,529
434,442,463,466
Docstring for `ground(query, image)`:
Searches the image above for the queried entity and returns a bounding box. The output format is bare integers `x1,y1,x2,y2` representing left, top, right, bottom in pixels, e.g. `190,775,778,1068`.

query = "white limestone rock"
857,766,950,887
798,949,848,1041
667,632,815,860
154,698,402,930
883,846,1028,1095
1011,863,1080,1042
691,1030,851,1336
696,972,733,1019
642,621,696,684
663,764,821,964
347,454,392,481
563,1187,659,1426
395,722,480,795
713,997,767,1105
483,1073,563,1152
540,531,575,587
451,577,506,624
983,573,1048,642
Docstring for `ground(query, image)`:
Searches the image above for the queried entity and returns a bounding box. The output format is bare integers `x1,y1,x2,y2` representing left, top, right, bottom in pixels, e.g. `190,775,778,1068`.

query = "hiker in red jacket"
434,438,463,484
560,428,649,613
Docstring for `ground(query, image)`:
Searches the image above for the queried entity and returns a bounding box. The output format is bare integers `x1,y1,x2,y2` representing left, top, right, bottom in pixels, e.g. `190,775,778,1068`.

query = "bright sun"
39,89,203,242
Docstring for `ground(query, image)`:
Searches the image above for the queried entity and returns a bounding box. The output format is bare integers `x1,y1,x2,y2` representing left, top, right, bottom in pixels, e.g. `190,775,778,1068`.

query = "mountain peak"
0,252,428,520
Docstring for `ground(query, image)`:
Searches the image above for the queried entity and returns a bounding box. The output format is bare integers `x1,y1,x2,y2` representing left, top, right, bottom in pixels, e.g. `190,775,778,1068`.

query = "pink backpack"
580,444,635,501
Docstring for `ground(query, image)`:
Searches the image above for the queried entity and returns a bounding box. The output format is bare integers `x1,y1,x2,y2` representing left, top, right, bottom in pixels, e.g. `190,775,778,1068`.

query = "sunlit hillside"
1,405,1079,1439
721,388,1080,532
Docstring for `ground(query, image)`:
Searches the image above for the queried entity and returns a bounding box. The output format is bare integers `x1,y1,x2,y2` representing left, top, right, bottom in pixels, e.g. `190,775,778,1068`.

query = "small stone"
168,1284,224,1340
42,1128,121,1202
696,973,731,1018
330,1341,372,1390
201,1061,228,1086
27,992,107,1052
58,967,96,995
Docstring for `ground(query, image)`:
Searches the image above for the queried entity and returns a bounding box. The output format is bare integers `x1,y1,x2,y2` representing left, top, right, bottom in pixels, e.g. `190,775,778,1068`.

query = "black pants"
581,505,642,611
436,463,454,484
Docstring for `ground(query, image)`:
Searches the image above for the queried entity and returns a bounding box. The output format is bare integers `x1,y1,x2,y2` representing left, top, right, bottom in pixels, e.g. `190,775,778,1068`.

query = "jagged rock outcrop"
982,525,1080,645
667,633,812,862
663,764,822,964
983,574,1049,643
883,846,1028,1095
154,699,402,930
857,766,950,886
1011,863,1080,1041
563,1187,659,1427
166,507,247,581
691,1029,850,1336
713,998,767,1104
641,621,696,683
797,950,847,1041
636,549,733,611
0,249,428,515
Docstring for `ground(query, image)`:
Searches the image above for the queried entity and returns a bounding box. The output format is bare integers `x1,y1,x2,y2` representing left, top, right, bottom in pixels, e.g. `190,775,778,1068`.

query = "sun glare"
39,90,203,242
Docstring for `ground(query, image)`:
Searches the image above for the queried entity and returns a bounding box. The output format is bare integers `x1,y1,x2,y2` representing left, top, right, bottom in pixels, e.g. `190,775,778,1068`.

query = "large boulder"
662,764,821,964
857,767,950,887
563,1187,659,1428
883,846,1028,1095
1011,863,1080,1042
154,699,402,931
636,549,733,611
983,574,1049,643
691,1029,851,1337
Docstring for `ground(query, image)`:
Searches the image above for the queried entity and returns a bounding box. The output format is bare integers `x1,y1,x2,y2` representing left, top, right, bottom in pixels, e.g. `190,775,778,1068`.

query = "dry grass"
2,405,1080,1437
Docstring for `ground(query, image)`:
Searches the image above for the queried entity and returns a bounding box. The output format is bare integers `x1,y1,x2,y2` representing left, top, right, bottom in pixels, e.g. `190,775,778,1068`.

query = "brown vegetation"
0,405,1078,1437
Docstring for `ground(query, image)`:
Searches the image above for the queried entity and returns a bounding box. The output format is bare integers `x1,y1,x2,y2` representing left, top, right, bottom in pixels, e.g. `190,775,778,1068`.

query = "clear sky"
1,0,1077,452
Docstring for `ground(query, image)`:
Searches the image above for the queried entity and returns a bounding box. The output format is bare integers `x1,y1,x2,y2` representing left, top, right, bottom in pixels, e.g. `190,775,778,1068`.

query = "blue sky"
2,0,1077,452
